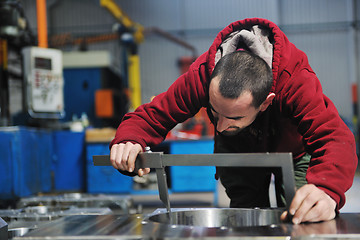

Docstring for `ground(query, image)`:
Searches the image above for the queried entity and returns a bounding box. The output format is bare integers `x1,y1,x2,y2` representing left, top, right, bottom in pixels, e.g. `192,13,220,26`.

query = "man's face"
209,76,262,136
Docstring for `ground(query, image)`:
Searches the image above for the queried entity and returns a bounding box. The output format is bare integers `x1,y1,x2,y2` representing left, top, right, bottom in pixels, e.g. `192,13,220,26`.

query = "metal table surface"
14,210,360,240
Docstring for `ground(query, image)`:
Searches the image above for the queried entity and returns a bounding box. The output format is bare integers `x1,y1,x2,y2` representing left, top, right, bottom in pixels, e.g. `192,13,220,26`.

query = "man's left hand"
280,184,337,224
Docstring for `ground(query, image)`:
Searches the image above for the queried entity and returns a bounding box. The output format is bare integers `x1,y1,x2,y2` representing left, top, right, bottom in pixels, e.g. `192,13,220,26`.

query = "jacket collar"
206,18,289,93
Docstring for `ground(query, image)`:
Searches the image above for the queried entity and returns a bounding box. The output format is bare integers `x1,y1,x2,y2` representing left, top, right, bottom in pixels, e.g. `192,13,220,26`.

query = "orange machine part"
37,0,48,48
95,89,114,118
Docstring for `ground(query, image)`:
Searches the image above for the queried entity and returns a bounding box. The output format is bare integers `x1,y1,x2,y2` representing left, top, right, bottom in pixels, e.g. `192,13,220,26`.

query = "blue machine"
86,143,133,193
0,127,52,199
62,67,127,128
169,140,216,192
53,130,85,191
62,68,102,127
0,127,87,200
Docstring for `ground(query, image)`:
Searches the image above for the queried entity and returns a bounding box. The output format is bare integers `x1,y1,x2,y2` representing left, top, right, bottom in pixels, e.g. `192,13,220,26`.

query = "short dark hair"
211,51,273,108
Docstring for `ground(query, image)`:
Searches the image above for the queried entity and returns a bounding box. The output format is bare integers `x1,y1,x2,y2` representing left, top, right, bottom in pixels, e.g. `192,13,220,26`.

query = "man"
109,18,357,224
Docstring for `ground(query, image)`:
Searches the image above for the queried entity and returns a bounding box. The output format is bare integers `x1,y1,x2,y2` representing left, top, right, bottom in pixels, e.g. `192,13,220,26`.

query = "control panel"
22,47,64,118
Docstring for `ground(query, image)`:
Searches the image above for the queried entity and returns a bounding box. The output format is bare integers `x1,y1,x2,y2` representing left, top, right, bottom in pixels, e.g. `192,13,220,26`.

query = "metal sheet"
2,194,137,238
13,212,360,239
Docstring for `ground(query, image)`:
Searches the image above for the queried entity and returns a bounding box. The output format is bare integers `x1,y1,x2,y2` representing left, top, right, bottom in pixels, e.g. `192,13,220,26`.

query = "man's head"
209,51,275,136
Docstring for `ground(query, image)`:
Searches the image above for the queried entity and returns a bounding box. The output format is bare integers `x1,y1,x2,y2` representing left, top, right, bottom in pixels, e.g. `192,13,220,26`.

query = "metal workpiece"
1,206,113,239
13,211,360,239
93,152,297,209
0,205,112,222
16,193,135,214
146,208,284,228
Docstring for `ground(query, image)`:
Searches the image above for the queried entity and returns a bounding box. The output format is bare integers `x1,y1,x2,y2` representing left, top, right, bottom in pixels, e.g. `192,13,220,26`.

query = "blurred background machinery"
0,0,213,210
0,0,360,238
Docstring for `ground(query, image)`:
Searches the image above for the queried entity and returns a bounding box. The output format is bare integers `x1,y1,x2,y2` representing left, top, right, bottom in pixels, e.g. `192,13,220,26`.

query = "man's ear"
259,93,275,112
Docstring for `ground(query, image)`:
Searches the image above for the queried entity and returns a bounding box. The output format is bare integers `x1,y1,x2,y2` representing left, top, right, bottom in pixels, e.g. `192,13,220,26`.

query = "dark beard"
218,127,242,136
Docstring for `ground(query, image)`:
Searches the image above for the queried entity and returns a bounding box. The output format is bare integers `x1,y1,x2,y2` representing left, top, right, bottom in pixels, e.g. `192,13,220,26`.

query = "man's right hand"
110,142,151,177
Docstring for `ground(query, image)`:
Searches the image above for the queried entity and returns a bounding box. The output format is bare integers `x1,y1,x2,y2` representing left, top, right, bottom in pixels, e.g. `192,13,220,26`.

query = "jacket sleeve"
277,58,358,210
110,54,210,150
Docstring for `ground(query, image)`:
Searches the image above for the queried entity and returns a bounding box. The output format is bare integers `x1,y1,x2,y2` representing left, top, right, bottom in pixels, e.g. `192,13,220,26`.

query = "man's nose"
216,117,230,132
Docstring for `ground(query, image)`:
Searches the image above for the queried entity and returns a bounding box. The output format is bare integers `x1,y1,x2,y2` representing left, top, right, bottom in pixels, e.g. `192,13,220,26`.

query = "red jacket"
111,18,357,210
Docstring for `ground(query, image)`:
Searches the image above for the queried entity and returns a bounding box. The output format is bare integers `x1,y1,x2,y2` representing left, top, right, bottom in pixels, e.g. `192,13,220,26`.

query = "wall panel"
287,30,352,118
279,0,350,25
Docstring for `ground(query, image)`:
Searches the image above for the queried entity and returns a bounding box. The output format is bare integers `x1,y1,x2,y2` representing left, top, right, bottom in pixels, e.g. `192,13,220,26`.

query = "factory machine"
2,152,358,239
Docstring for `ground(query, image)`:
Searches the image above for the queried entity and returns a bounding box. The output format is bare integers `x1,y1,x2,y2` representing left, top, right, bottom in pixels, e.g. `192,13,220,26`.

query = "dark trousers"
214,133,310,208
